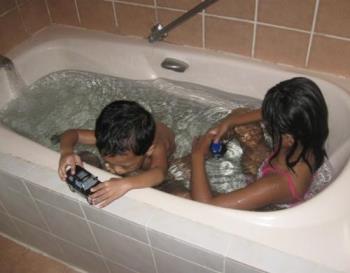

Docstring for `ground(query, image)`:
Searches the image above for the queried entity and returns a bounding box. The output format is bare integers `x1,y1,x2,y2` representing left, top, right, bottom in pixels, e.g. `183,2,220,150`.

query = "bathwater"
0,70,261,193
0,70,332,200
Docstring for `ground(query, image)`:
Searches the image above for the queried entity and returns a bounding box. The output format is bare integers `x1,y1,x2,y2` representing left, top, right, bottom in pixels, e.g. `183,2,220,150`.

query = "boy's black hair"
95,100,156,156
262,77,329,172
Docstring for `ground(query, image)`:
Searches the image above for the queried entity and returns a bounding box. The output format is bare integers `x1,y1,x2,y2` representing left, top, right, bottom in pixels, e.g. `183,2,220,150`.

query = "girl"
190,77,332,210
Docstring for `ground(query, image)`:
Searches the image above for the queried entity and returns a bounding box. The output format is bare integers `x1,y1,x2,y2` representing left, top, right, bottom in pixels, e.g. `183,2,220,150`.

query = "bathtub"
0,26,349,273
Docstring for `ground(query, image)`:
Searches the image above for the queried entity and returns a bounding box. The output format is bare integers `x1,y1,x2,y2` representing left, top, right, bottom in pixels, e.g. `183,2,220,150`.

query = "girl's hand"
88,178,131,208
208,118,231,143
191,134,214,159
58,153,83,181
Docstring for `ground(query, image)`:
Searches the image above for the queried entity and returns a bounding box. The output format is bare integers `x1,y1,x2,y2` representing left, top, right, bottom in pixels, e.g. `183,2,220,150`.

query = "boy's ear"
145,144,155,156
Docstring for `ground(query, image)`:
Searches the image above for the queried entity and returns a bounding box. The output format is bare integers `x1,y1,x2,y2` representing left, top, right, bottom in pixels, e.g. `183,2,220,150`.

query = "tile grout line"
154,0,159,23
314,31,350,42
223,236,233,273
202,9,206,49
0,231,87,273
153,246,222,273
74,0,81,26
14,0,29,35
1,215,87,272
79,202,112,273
9,214,113,271
21,180,70,271
201,0,206,49
305,0,320,67
0,197,23,238
251,0,259,58
112,1,119,27
44,0,53,24
145,222,229,272
104,0,350,44
144,213,159,273
0,6,18,18
114,0,154,9
34,196,151,246
22,180,52,233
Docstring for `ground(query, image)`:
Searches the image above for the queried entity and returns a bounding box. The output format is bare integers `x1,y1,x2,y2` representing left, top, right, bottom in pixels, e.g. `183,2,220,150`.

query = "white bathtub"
0,26,349,273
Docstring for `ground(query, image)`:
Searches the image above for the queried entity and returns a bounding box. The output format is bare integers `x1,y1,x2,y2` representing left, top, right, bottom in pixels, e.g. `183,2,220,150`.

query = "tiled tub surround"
1,0,350,78
1,26,350,273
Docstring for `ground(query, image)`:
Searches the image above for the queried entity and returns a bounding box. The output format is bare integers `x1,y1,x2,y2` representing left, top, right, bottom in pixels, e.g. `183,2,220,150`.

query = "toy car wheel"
68,184,76,192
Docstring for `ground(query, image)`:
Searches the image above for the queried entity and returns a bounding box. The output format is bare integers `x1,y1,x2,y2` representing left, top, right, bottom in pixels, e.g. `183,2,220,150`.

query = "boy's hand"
191,133,214,159
58,153,83,181
88,178,131,208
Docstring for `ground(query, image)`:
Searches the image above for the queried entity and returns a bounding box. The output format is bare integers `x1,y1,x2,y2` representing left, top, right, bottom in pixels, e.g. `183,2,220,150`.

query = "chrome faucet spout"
0,55,14,70
148,0,220,43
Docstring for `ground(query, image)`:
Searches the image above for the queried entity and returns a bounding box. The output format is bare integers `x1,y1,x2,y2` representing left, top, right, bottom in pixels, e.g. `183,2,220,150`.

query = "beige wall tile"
158,9,202,47
16,0,28,6
258,0,316,30
205,17,253,56
206,0,255,20
77,0,117,33
116,3,155,38
0,9,29,54
47,0,79,26
120,0,154,5
0,0,349,80
255,25,309,67
157,0,201,10
308,35,350,77
19,0,50,34
0,0,16,16
316,0,350,38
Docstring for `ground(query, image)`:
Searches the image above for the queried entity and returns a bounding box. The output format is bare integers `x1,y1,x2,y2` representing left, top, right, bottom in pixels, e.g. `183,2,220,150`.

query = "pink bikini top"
260,160,303,202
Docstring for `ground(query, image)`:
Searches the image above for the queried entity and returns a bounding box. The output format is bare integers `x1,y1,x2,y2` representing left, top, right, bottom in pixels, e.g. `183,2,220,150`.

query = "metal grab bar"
148,0,220,43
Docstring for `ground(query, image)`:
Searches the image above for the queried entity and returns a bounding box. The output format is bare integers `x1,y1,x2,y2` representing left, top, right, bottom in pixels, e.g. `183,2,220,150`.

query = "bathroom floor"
0,234,81,273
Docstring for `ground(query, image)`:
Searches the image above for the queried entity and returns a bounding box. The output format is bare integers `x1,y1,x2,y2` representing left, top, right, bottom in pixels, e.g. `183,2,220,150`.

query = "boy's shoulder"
156,122,174,134
154,122,175,154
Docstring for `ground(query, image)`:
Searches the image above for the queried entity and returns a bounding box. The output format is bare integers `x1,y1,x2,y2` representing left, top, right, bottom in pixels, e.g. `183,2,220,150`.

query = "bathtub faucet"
0,55,14,70
148,0,220,43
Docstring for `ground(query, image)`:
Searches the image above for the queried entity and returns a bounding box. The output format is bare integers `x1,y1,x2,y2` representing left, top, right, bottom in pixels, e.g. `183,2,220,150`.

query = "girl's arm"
211,109,262,142
190,134,214,202
190,133,296,210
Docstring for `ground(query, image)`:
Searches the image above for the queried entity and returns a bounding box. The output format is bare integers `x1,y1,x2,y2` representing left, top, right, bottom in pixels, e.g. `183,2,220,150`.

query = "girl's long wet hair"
262,77,329,173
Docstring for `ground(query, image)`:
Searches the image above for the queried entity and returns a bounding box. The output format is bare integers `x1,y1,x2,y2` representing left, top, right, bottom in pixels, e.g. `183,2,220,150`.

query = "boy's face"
103,151,145,176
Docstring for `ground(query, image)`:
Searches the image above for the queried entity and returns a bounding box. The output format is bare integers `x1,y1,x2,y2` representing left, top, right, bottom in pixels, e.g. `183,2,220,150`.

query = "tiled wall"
0,154,333,273
1,0,350,78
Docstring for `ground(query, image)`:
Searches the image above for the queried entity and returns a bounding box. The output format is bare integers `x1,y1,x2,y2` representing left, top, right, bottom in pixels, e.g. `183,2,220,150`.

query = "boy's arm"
89,144,169,208
124,128,173,189
60,129,96,152
58,129,96,179
123,165,167,190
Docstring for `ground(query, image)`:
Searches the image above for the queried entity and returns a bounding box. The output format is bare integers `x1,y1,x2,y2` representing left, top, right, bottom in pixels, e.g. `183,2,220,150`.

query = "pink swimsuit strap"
261,164,303,202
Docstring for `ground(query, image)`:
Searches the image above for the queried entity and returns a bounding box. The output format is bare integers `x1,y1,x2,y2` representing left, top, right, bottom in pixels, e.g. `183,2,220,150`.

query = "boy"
58,100,175,208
